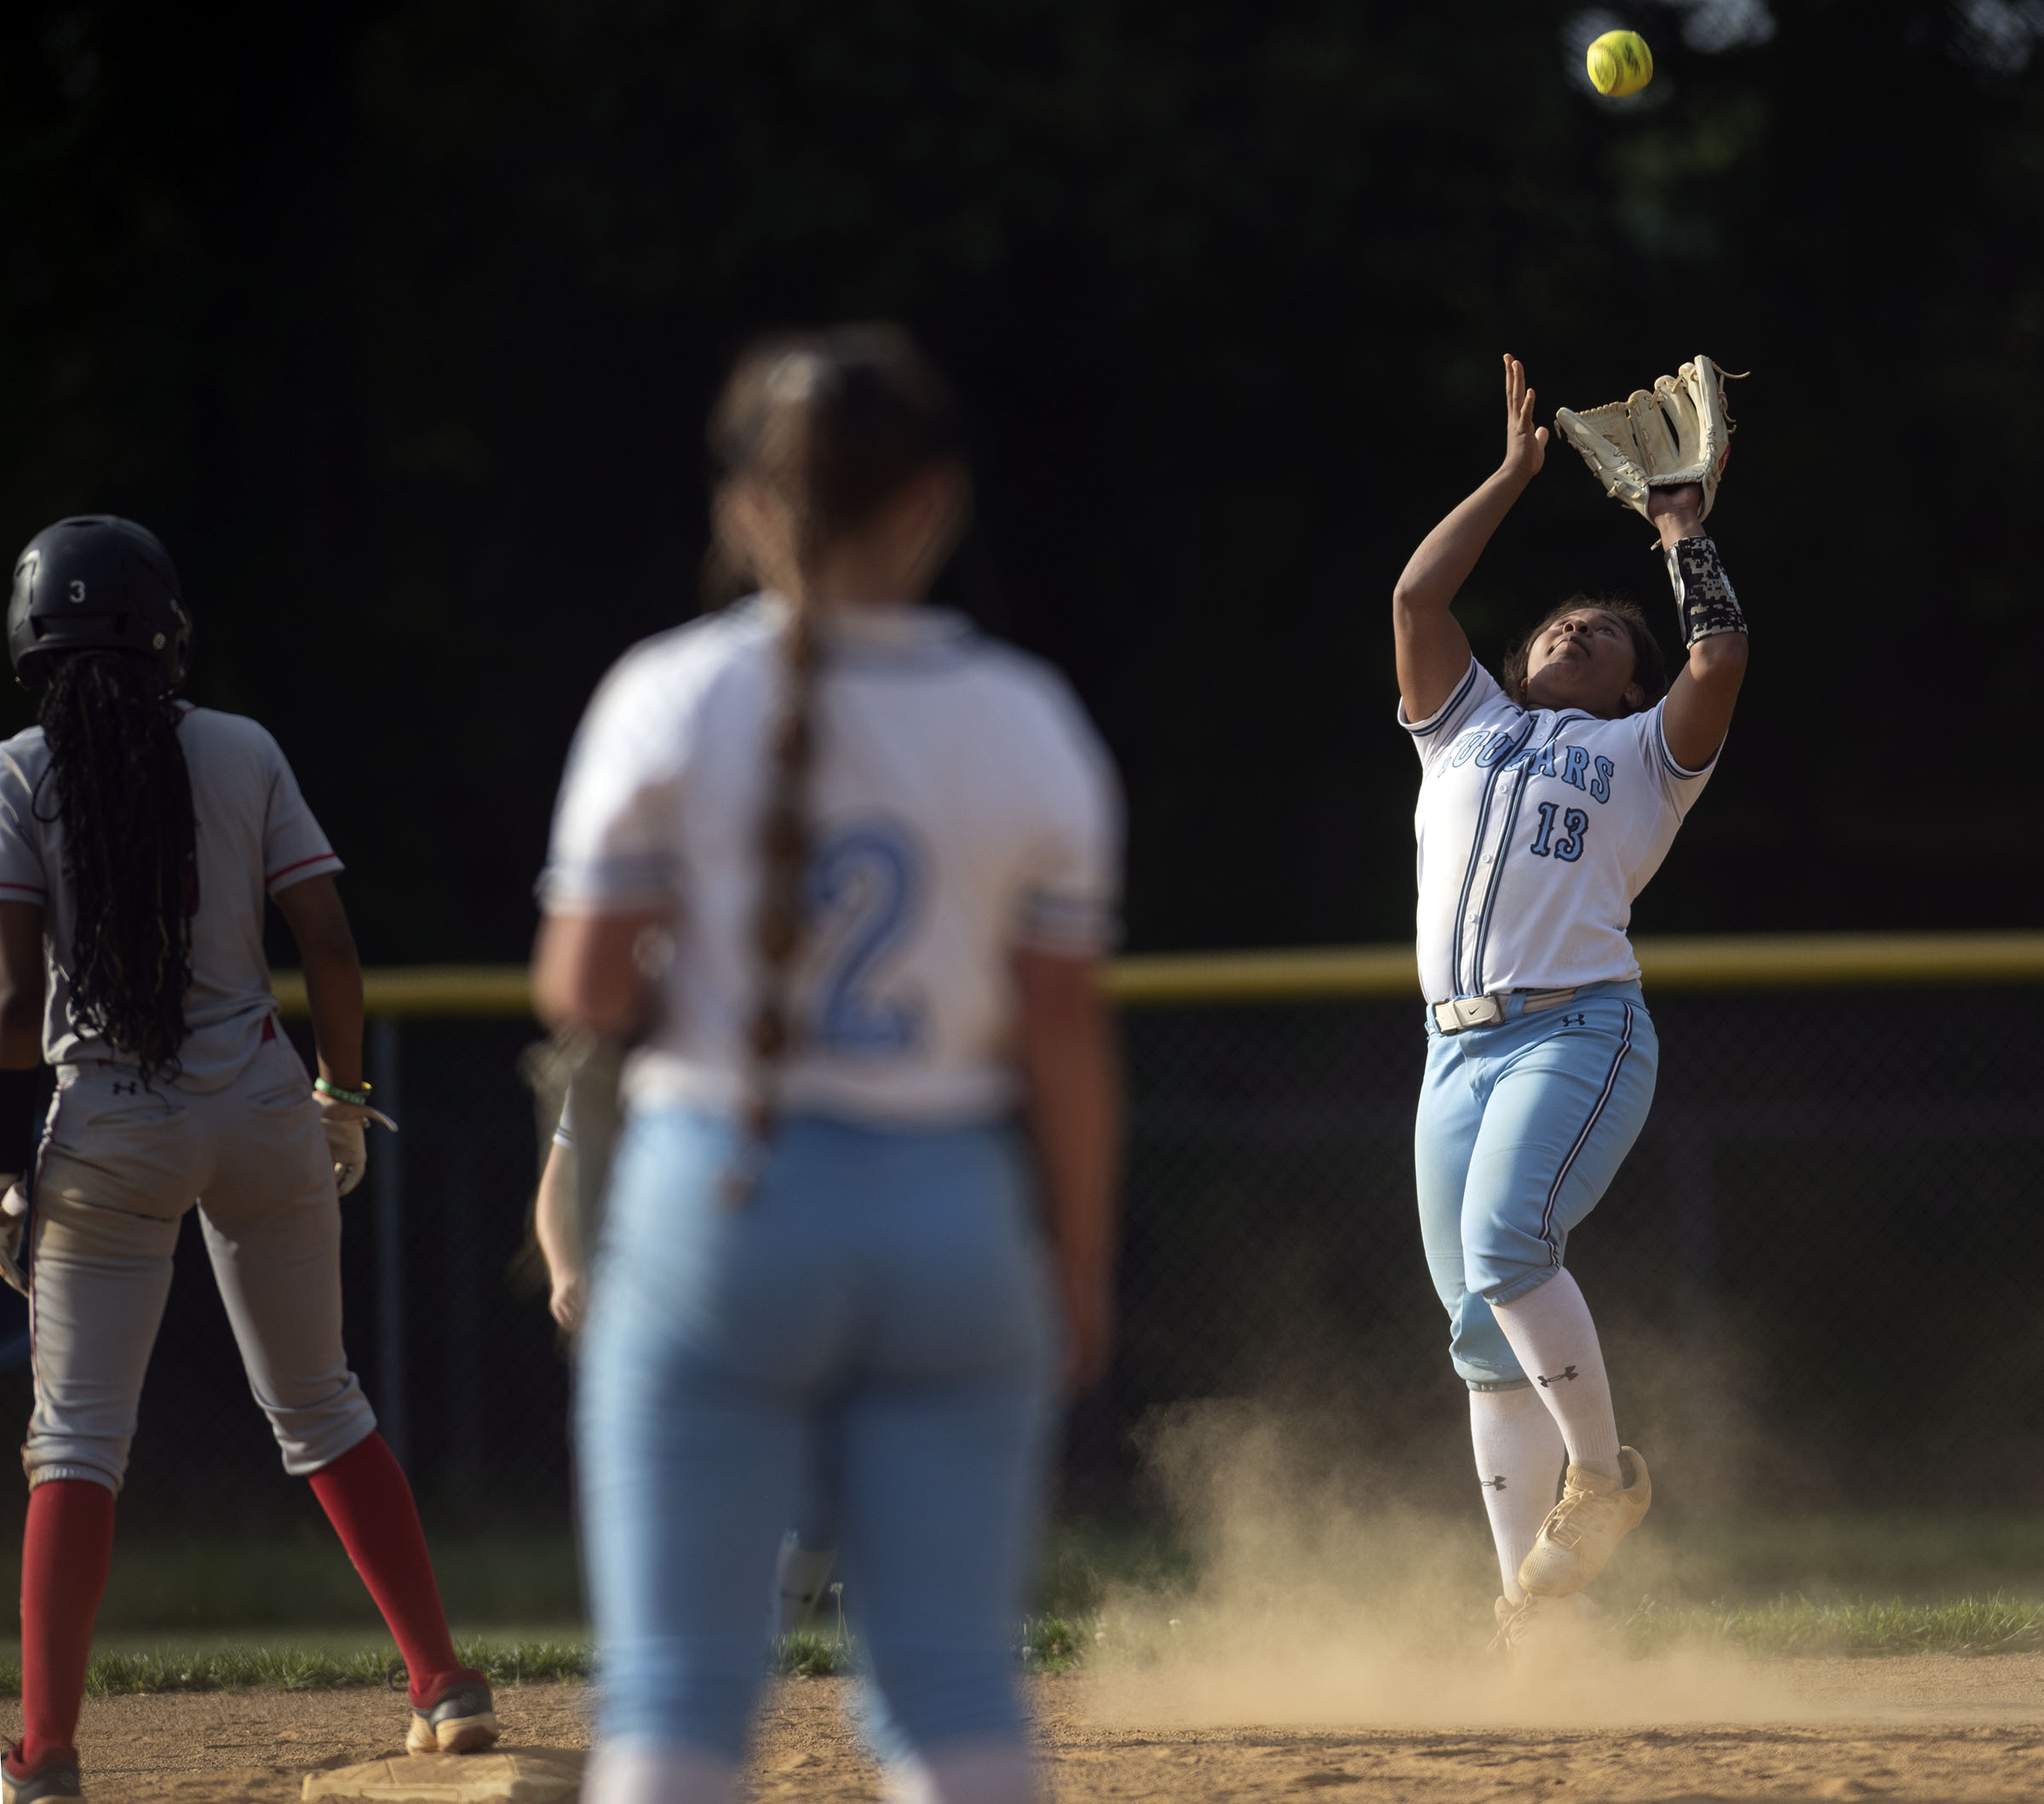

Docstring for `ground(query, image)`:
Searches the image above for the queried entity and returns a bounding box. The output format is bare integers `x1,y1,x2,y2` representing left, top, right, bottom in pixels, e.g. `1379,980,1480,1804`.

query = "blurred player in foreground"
0,519,497,1801
531,1093,837,1629
535,325,1122,1804
1392,356,1748,1652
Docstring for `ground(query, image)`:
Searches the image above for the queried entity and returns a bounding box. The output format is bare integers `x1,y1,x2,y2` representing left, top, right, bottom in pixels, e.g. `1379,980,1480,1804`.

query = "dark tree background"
0,0,2035,962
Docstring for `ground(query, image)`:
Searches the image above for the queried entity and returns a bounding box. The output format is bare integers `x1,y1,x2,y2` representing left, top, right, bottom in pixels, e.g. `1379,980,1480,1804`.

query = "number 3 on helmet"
8,514,193,692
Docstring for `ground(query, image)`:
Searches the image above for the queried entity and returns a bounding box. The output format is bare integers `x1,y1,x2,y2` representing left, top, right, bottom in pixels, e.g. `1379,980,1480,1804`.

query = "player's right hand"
0,1174,26,1296
1502,353,1549,480
549,1272,587,1334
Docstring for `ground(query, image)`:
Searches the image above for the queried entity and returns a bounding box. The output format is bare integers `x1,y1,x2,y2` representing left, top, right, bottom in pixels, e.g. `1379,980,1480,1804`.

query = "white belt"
1430,986,1581,1035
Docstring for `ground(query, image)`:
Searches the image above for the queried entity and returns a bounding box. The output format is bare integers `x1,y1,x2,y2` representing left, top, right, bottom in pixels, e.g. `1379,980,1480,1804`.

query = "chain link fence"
0,943,2034,1543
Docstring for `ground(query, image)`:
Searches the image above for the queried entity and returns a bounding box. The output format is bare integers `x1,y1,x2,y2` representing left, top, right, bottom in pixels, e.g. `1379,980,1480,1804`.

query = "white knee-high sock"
888,1738,1041,1804
1469,1386,1566,1604
1488,1267,1622,1481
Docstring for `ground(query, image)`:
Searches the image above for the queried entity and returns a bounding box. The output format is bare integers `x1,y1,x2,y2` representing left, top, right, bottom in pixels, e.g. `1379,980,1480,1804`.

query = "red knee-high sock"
308,1433,467,1708
16,1479,116,1772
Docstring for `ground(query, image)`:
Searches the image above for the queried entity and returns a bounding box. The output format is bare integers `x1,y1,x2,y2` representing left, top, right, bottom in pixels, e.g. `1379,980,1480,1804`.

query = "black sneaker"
1,1744,81,1802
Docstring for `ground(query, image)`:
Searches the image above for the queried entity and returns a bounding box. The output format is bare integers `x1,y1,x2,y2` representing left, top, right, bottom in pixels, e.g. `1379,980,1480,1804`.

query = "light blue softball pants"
1414,980,1658,1390
575,1107,1058,1766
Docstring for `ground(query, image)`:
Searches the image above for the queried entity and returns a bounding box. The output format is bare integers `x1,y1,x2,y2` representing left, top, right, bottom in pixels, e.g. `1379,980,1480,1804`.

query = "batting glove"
317,1097,398,1198
0,1176,27,1296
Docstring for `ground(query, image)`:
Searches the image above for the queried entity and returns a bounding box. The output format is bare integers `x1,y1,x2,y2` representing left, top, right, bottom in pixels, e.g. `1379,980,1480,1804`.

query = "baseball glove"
1553,355,1743,522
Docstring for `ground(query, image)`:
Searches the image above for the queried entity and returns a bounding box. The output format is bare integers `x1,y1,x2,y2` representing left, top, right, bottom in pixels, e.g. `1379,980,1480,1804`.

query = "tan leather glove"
1554,355,1743,523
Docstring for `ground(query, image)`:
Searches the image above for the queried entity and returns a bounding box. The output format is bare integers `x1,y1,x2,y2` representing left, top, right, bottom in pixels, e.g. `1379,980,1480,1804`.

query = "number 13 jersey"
543,595,1121,1126
1403,658,1716,1003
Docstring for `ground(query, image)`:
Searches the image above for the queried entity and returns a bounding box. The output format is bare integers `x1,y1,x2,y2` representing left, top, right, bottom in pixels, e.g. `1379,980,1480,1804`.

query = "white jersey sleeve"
257,730,343,895
0,747,49,907
1006,676,1122,957
541,635,712,916
1399,658,1519,771
1635,696,1720,818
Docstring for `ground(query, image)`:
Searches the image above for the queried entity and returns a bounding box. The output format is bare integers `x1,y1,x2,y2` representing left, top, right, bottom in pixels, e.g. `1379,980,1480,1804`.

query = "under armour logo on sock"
1560,1013,1588,1027
1482,1475,1507,1491
1536,1365,1579,1387
112,1081,139,1096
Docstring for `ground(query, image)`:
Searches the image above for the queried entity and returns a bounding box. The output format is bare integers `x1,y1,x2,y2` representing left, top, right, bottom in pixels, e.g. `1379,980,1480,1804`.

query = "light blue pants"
1414,981,1657,1390
576,1107,1058,1765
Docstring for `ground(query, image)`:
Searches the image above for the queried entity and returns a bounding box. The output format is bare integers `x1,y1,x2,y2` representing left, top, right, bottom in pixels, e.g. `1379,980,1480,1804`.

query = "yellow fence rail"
271,933,2044,1019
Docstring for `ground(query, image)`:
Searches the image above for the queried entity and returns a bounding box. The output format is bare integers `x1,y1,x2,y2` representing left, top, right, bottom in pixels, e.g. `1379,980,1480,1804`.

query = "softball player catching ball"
535,325,1122,1804
0,519,497,1801
1393,357,1748,1651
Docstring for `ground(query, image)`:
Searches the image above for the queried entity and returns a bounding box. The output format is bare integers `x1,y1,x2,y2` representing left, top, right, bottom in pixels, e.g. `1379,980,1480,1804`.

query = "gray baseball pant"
23,1031,376,1491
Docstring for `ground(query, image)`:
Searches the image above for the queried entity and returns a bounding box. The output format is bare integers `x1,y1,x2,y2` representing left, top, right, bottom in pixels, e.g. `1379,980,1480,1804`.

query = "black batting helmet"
8,516,192,692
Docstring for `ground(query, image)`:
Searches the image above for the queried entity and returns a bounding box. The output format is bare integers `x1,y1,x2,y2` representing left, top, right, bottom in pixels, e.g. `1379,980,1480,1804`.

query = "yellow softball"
1586,30,1653,97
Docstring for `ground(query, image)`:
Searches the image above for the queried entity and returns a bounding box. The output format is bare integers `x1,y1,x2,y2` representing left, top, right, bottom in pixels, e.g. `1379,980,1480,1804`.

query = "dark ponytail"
35,649,198,1081
706,325,962,1196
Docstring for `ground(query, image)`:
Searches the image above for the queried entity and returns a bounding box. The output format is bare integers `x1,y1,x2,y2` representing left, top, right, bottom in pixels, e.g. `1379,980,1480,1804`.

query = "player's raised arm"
1392,353,1547,721
1649,482,1748,771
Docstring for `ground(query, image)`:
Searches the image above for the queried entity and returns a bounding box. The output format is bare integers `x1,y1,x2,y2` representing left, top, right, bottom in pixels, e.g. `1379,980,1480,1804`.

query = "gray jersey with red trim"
0,705,342,1090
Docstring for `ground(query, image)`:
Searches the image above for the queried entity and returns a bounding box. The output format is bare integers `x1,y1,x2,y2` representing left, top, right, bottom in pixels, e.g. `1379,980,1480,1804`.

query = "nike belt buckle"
1433,995,1506,1034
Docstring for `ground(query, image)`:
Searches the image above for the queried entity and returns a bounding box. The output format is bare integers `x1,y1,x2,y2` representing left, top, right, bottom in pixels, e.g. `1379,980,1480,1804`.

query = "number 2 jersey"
541,595,1122,1127
1403,658,1716,1003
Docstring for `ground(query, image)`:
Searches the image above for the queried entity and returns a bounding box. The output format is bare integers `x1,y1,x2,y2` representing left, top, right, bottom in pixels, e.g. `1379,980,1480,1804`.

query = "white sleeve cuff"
1399,660,1481,738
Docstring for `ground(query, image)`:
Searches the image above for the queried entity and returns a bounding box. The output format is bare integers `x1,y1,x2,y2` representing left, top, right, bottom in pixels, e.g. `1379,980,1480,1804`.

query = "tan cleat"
1516,1445,1651,1598
405,1677,500,1755
1489,1590,1602,1660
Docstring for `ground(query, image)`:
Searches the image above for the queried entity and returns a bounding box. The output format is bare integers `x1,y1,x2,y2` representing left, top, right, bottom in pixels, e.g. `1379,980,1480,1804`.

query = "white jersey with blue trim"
1401,658,1715,1003
543,595,1122,1127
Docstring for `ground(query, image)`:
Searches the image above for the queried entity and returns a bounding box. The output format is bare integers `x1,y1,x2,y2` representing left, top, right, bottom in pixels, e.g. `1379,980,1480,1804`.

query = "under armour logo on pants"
1537,1365,1579,1387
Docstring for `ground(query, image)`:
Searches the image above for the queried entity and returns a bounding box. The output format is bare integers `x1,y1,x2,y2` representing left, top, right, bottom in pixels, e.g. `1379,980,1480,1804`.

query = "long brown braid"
705,325,962,1198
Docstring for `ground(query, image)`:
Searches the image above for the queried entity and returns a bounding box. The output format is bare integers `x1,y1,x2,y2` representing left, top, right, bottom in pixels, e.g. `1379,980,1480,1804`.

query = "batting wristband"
1665,534,1746,648
314,1077,373,1107
0,1067,42,1175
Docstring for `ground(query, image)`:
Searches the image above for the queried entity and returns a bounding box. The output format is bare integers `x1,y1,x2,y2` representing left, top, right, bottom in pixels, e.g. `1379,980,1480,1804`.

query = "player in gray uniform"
0,519,497,1801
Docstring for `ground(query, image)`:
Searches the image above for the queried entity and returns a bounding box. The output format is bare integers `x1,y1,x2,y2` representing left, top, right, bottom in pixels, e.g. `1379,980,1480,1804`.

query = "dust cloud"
1077,1394,1783,1731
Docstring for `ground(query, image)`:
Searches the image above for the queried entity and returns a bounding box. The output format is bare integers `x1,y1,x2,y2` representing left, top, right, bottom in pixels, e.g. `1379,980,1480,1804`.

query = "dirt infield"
29,1659,2044,1801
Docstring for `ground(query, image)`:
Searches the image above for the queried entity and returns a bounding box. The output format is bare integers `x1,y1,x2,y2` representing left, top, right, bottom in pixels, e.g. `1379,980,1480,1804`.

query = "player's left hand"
317,1095,398,1198
1060,1273,1117,1395
1645,481,1705,543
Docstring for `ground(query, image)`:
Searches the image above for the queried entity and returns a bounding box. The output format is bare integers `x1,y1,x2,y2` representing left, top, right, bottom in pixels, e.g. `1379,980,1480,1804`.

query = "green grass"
60,1512,2044,1636
0,1595,2026,1698
0,1630,870,1698
1623,1594,2044,1658
9,1513,2044,1696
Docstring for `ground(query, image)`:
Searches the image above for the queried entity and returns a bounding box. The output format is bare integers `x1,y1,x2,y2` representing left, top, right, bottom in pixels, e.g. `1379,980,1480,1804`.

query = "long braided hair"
33,648,198,1082
705,325,962,1195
